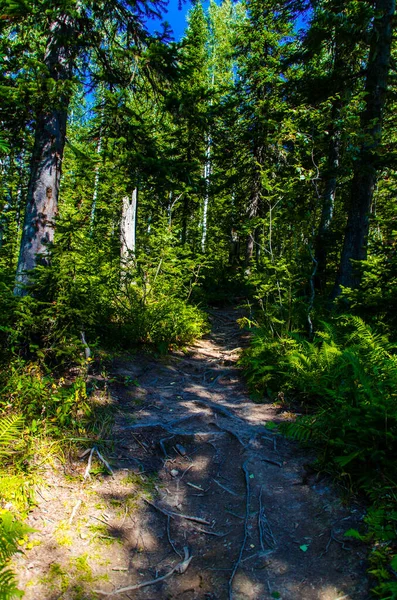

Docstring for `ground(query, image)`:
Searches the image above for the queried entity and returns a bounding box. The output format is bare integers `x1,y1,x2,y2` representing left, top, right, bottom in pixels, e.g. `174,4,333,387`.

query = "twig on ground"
144,499,211,525
94,547,192,596
228,461,250,600
83,447,95,480
213,478,239,496
159,436,174,458
180,464,193,479
96,448,114,476
36,488,49,502
186,482,203,491
262,458,282,468
193,527,230,537
131,433,149,453
225,510,245,520
79,448,92,459
240,550,273,564
69,499,82,525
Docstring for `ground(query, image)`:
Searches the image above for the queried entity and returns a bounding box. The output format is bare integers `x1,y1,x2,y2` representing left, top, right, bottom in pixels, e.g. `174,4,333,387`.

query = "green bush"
242,315,397,487
241,315,397,597
0,415,33,600
0,363,91,431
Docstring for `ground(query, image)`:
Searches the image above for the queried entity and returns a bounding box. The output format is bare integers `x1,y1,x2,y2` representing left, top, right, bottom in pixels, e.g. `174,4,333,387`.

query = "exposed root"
167,515,182,558
259,486,276,550
144,498,211,525
262,457,282,468
94,547,192,596
213,478,240,497
228,461,251,600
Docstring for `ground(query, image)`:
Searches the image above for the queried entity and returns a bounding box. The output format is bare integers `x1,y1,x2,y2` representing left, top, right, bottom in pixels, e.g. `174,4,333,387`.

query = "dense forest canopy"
1,0,397,597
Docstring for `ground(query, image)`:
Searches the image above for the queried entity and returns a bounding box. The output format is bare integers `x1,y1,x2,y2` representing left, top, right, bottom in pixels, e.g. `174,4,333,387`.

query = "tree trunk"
245,143,263,267
315,113,341,290
90,123,103,235
201,132,211,253
333,0,395,296
120,188,138,262
14,13,76,295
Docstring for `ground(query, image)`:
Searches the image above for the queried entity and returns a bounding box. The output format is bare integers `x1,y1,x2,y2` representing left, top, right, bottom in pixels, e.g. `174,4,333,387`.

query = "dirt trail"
16,309,368,599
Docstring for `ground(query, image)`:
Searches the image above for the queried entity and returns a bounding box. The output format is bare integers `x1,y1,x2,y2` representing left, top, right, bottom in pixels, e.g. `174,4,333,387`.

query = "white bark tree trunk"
201,133,211,253
120,188,137,262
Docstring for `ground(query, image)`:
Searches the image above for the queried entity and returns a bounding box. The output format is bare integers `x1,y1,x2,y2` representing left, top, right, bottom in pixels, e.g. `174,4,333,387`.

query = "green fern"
0,511,30,599
0,416,27,600
0,416,23,459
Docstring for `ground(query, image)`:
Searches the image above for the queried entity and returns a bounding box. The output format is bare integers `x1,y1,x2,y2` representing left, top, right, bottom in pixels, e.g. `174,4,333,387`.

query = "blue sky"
146,0,193,40
145,1,310,41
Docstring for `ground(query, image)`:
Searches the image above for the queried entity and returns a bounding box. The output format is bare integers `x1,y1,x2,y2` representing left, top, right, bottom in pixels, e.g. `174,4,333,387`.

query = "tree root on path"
259,485,276,550
144,498,212,525
94,547,192,596
228,461,251,600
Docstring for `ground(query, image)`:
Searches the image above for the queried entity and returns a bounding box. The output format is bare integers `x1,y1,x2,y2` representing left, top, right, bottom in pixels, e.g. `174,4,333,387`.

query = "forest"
0,0,397,597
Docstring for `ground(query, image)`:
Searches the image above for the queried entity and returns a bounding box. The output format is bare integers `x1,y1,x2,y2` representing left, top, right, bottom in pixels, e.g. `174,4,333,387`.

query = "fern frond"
0,566,23,600
0,416,24,458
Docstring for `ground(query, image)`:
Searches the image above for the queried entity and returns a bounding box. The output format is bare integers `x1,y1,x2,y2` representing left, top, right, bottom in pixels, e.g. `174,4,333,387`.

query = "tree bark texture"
333,0,395,295
14,13,76,295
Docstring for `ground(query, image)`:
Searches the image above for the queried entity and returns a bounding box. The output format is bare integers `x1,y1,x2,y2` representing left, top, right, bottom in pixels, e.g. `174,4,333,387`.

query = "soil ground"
15,309,369,599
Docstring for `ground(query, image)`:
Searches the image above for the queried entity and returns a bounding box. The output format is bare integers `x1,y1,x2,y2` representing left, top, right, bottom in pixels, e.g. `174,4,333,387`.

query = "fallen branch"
83,447,95,480
69,499,82,525
186,482,203,491
180,464,193,479
262,458,282,468
193,527,230,537
228,461,250,600
144,499,211,525
159,435,174,458
94,547,192,596
96,448,114,476
213,478,239,497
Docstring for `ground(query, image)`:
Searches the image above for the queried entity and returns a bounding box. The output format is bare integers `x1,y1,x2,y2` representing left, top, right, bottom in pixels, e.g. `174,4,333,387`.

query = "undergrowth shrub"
0,415,33,600
0,218,208,362
241,314,397,597
242,315,397,486
0,363,91,432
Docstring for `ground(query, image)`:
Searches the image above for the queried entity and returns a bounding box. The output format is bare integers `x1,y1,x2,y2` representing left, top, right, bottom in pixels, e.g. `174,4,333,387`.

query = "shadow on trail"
16,309,368,600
